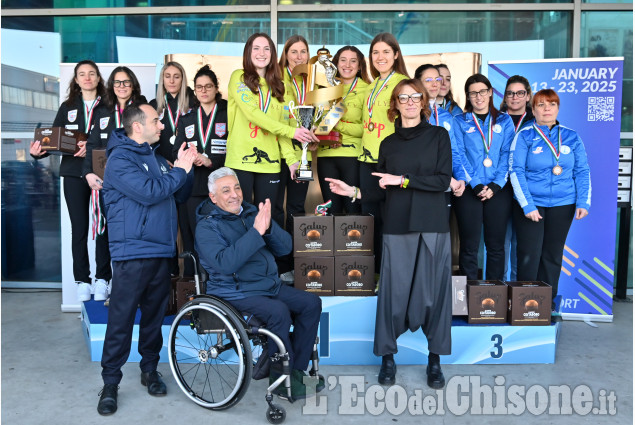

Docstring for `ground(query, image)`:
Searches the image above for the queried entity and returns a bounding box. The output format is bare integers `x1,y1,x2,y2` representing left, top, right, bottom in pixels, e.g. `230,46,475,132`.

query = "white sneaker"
77,282,92,302
94,279,110,301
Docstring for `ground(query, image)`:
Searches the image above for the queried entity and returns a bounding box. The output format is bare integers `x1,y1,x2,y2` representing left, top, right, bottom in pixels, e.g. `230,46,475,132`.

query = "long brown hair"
499,74,532,112
333,46,371,84
388,79,431,123
242,33,285,103
64,60,106,106
464,73,499,125
435,64,459,113
105,66,143,109
278,35,309,71
368,33,409,80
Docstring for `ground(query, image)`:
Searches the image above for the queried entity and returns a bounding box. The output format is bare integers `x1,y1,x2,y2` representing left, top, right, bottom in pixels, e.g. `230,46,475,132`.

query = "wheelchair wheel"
168,298,252,410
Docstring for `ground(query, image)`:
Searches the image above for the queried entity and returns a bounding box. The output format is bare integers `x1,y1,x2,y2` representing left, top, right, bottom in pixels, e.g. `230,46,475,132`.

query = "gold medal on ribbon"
553,165,563,175
483,157,493,167
368,122,375,132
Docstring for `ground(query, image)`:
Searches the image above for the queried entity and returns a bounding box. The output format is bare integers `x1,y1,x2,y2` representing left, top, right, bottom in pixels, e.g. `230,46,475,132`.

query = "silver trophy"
289,101,323,181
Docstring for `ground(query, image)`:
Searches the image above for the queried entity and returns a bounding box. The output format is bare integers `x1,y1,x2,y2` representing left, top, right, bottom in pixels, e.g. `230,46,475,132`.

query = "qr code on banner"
588,97,615,122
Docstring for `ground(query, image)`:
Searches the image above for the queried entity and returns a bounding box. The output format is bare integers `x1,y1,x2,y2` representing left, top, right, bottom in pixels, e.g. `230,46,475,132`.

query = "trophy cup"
289,100,324,181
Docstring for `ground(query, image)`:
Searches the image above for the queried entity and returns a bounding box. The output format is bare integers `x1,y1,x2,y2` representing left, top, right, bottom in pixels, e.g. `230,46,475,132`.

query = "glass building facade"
1,1,632,284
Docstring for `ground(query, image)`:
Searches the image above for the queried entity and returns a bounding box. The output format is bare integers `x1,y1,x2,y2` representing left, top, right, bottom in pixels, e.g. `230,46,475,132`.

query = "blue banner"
489,58,623,319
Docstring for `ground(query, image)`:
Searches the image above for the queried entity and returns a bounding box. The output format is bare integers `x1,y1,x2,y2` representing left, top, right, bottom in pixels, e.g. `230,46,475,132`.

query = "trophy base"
295,168,314,182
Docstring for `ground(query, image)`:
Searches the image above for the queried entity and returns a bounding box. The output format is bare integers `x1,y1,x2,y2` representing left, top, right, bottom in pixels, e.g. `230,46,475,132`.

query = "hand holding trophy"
288,100,324,181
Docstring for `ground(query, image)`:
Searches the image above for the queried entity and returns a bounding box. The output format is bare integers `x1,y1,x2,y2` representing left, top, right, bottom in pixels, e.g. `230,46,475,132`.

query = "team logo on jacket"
494,124,502,133
142,163,149,171
466,127,476,133
185,125,195,139
68,109,77,122
100,117,110,130
215,123,227,137
560,145,571,154
532,146,543,154
443,121,451,131
160,164,168,173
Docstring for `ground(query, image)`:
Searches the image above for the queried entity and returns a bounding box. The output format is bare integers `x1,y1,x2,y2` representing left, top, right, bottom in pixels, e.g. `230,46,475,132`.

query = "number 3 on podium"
491,334,503,359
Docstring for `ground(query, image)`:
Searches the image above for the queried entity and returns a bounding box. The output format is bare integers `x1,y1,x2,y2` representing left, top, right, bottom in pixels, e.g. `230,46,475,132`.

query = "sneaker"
275,369,316,401
77,282,92,302
94,279,110,301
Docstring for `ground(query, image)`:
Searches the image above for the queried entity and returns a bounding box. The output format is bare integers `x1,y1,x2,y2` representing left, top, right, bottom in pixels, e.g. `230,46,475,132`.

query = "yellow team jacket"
226,69,296,173
318,78,369,158
359,72,408,163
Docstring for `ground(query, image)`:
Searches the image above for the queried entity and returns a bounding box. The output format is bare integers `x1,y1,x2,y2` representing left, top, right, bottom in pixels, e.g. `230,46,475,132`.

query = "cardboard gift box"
34,127,83,155
92,148,107,180
467,280,508,324
333,214,374,256
334,255,375,296
292,215,334,257
294,257,334,296
452,276,468,316
507,281,552,326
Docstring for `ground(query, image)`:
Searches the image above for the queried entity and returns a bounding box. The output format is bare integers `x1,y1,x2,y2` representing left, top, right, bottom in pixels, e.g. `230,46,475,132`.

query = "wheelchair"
167,252,322,424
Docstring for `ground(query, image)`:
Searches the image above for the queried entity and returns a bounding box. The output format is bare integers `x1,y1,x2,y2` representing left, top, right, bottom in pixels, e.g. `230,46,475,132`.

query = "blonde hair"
155,61,190,113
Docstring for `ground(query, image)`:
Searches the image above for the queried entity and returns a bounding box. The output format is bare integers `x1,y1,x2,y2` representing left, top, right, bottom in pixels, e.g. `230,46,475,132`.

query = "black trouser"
234,169,281,208
317,156,361,214
101,258,170,385
178,195,207,277
227,284,322,371
453,182,512,280
273,159,310,231
64,176,111,283
359,161,383,272
513,202,575,303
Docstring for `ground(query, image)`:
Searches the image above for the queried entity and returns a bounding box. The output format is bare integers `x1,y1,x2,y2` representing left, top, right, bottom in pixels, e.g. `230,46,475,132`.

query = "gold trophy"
291,47,346,144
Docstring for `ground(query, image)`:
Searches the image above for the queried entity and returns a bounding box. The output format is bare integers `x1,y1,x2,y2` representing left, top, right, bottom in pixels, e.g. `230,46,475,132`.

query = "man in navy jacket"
195,167,322,401
97,103,196,416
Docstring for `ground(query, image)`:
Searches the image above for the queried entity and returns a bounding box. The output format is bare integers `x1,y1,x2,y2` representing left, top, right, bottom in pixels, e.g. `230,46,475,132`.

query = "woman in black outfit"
30,60,108,302
327,79,452,389
83,66,146,300
172,65,228,276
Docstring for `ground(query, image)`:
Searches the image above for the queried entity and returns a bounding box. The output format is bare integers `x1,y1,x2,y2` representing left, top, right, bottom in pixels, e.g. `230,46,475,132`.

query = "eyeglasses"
505,90,527,98
195,84,216,92
468,89,490,99
423,77,444,83
397,93,424,104
113,80,132,88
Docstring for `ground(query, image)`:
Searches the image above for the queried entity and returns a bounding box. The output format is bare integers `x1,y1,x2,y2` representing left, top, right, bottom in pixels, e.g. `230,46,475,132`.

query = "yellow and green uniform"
226,69,296,173
318,78,369,158
281,68,308,164
359,72,408,163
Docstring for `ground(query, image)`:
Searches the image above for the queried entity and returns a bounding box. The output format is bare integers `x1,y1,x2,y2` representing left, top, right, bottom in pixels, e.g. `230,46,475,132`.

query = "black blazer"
365,119,452,234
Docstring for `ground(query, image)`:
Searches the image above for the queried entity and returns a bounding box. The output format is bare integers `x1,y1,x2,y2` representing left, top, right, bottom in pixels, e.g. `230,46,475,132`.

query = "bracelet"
402,176,410,189
351,186,359,203
399,175,405,188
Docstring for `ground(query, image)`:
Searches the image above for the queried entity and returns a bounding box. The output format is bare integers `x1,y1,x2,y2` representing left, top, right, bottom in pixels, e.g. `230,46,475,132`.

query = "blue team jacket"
454,111,515,189
103,128,192,261
195,199,292,301
428,103,468,182
510,122,591,215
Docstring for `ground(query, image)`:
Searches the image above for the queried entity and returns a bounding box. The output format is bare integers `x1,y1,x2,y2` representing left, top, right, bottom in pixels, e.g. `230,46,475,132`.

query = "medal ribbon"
258,86,271,113
114,100,133,128
91,190,106,239
514,112,527,133
84,96,100,131
431,103,439,126
164,95,180,132
287,67,306,105
533,123,561,163
342,77,359,102
472,113,493,155
366,71,394,119
198,104,218,152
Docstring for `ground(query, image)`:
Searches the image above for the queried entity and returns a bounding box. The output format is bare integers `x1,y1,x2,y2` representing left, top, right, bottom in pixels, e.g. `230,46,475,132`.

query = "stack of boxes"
293,214,375,296
456,280,553,326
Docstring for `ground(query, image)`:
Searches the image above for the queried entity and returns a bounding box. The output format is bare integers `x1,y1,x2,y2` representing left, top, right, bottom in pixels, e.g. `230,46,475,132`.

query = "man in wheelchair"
195,167,324,400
